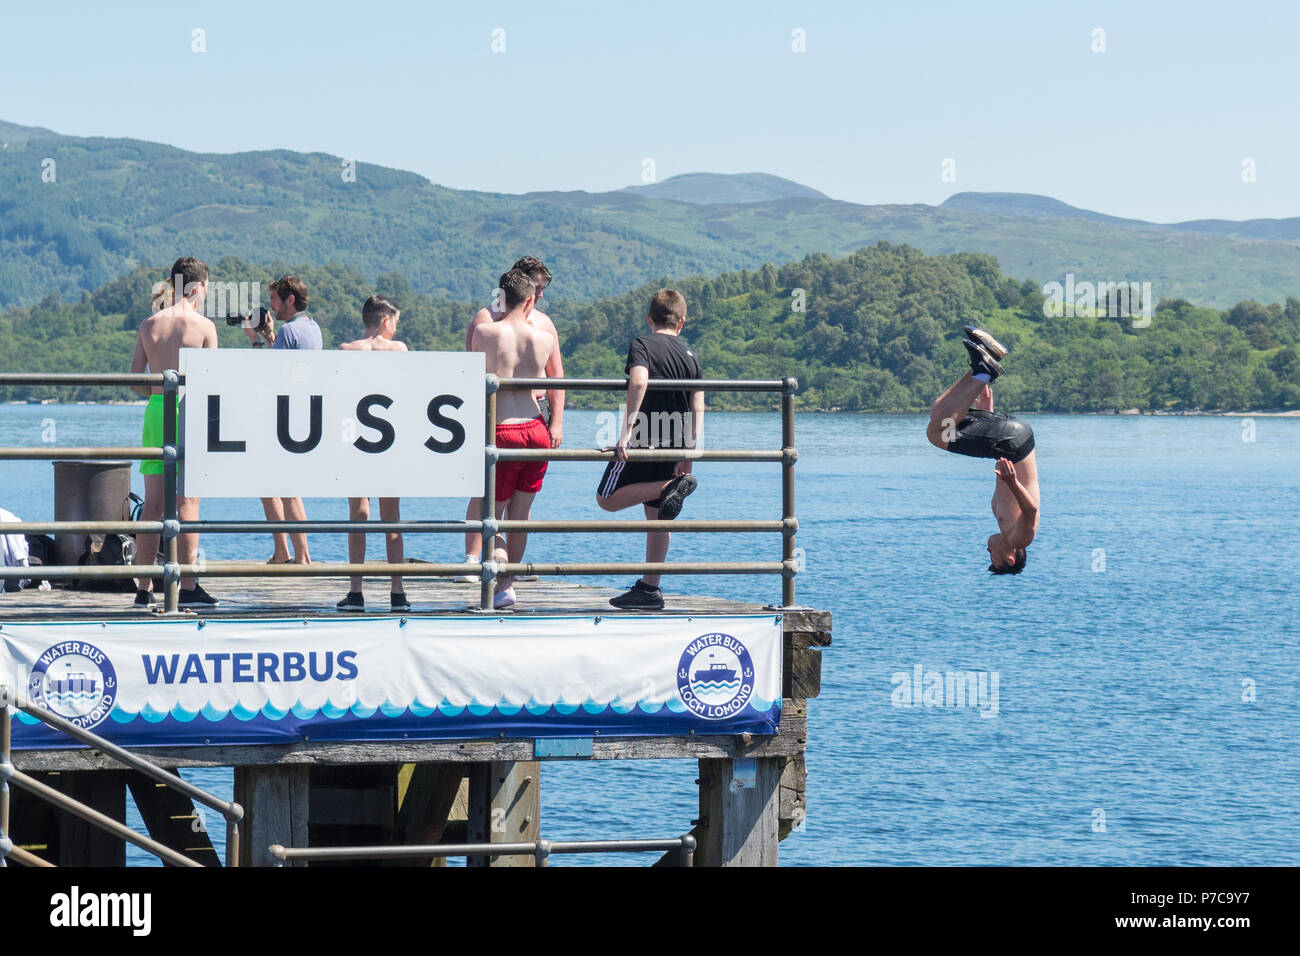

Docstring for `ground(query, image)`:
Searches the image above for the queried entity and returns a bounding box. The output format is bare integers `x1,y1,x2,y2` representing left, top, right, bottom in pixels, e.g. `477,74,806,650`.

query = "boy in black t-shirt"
596,289,705,610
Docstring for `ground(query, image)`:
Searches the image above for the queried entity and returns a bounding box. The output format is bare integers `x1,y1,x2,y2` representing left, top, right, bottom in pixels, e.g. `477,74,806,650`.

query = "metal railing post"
680,834,696,867
481,377,498,611
781,377,798,608
0,687,11,868
162,369,180,613
227,818,241,869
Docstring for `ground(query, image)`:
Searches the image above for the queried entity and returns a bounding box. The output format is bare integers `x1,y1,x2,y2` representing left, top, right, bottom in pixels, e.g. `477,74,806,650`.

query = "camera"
226,306,271,329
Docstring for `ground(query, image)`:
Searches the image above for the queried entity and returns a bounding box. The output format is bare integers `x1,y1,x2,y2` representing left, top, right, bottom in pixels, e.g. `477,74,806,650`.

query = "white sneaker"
493,587,516,609
455,555,480,584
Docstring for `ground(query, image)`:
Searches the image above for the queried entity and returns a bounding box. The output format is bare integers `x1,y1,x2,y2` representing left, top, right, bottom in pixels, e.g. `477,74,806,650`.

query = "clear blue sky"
2,0,1296,222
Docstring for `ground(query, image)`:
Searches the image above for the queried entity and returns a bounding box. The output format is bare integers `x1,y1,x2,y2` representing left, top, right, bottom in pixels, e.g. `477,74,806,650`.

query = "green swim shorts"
140,394,178,476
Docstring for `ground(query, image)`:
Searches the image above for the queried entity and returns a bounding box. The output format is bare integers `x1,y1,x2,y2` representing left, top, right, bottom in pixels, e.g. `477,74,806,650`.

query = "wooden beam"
778,754,807,840
466,761,540,867
783,645,822,699
126,772,219,866
13,720,806,771
695,757,781,867
389,763,467,867
234,765,309,867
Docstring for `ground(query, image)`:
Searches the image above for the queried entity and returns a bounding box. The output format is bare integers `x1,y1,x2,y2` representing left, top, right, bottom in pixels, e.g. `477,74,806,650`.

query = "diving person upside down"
925,326,1040,575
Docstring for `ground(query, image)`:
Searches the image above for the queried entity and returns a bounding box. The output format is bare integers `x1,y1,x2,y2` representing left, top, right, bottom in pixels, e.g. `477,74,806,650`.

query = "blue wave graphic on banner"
7,697,781,749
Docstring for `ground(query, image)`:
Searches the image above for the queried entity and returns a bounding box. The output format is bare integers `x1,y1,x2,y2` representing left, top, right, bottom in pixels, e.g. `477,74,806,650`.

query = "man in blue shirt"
245,275,321,563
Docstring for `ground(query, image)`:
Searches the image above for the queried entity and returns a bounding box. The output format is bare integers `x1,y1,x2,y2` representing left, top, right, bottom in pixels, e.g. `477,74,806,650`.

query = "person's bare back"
340,336,407,352
130,301,218,393
473,314,555,422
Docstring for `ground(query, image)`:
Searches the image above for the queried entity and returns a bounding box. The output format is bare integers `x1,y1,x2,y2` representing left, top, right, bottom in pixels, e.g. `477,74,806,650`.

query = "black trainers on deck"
657,474,698,521
178,584,219,609
337,591,365,612
963,339,1004,380
390,592,411,613
133,589,155,609
963,325,1009,359
609,580,665,611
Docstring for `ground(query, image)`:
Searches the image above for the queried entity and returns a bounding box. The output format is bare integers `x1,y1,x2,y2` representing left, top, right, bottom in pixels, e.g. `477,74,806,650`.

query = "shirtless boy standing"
460,256,564,579
335,295,410,613
128,256,219,608
470,270,556,609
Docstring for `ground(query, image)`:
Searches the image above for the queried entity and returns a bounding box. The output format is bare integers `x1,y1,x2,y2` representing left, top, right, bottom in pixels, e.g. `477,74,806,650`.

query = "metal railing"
268,834,696,867
0,683,242,868
0,370,800,611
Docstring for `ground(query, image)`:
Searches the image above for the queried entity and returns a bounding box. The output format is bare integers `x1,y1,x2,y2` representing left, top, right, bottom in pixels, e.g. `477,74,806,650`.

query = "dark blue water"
3,405,1297,865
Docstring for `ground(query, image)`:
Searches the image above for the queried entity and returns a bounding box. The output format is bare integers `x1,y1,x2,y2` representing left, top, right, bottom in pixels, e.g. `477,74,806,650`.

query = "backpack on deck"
66,492,146,593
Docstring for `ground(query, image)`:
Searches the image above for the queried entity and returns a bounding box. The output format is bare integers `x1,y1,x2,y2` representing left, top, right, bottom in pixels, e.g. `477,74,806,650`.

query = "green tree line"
1,244,1297,411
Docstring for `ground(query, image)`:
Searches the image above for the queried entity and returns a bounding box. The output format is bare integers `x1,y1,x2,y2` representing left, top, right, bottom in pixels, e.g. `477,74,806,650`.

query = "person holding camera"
245,275,322,564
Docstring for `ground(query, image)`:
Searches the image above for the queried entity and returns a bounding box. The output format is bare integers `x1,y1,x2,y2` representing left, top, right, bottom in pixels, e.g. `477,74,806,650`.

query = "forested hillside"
4,120,1300,310
3,244,1297,412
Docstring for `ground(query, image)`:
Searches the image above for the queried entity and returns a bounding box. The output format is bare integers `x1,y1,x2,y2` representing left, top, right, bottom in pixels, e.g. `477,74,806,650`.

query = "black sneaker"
390,592,411,613
609,580,665,610
178,584,219,609
656,474,698,521
963,325,1008,359
133,589,155,609
337,592,365,612
962,339,1004,380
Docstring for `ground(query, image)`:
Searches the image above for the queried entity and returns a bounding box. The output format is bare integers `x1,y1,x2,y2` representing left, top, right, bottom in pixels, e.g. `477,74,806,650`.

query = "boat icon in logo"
28,641,118,730
677,632,755,720
693,661,738,684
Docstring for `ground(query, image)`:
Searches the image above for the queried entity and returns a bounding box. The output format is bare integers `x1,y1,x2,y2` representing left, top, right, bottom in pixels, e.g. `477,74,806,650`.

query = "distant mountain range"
2,118,1298,310
621,171,828,204
941,192,1300,242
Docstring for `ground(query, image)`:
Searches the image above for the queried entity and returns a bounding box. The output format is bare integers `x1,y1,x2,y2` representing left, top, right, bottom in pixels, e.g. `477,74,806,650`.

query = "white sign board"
180,349,485,497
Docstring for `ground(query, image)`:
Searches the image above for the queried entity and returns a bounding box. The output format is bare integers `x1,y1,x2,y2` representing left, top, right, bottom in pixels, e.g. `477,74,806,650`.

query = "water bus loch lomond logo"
27,641,118,729
677,632,755,720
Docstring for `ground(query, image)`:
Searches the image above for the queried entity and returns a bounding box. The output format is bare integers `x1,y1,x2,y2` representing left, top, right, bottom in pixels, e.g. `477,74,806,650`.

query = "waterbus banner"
1,614,782,748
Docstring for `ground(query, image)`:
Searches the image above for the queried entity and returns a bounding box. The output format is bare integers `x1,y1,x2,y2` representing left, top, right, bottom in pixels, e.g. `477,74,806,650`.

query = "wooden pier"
3,572,829,867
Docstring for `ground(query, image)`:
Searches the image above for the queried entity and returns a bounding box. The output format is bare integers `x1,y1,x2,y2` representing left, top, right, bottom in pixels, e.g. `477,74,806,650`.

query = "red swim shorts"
495,417,550,501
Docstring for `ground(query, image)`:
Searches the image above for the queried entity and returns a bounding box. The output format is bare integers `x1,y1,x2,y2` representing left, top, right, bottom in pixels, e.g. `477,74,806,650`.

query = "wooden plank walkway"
0,565,782,622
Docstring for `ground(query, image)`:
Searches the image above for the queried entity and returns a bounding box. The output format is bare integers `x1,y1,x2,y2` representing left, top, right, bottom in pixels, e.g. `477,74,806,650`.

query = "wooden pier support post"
696,756,782,867
234,765,309,867
391,763,467,866
9,769,127,866
466,761,539,867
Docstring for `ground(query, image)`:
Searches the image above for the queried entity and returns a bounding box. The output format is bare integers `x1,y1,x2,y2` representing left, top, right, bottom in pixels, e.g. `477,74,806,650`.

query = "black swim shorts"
945,409,1035,463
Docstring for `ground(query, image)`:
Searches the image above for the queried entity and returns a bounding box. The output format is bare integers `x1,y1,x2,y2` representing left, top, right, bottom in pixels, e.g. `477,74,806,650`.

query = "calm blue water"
3,405,1297,865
